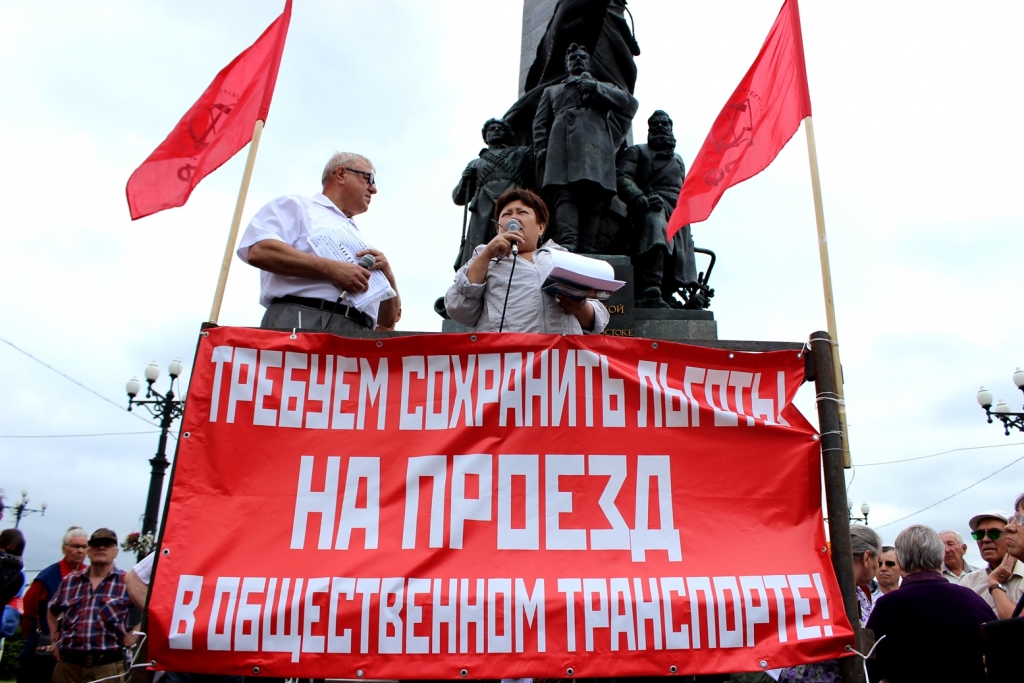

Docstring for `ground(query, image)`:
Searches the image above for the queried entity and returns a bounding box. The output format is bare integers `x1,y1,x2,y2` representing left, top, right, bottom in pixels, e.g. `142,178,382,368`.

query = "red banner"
148,327,852,679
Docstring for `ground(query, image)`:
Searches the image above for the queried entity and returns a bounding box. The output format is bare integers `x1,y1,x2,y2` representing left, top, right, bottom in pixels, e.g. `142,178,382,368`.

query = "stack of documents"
541,250,625,300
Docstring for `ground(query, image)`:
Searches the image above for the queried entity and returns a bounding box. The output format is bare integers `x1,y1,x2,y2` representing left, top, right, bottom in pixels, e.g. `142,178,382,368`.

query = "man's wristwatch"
989,582,1008,594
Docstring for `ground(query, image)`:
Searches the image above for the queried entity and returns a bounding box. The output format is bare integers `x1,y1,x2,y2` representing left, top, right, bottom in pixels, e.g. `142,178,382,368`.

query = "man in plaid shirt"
47,528,136,683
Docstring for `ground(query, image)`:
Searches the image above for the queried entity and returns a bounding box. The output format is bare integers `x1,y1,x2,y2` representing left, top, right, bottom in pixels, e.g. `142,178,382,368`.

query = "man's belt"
60,649,123,666
274,296,372,329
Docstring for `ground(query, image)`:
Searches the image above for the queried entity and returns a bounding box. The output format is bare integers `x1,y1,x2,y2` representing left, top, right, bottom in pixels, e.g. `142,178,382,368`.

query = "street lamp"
2,489,48,528
849,499,870,525
825,499,870,526
976,367,1024,435
126,359,185,539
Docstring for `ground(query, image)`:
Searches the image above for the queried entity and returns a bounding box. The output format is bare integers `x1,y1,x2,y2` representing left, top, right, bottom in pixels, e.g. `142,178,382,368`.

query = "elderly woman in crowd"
778,525,883,683
865,524,994,683
444,188,609,334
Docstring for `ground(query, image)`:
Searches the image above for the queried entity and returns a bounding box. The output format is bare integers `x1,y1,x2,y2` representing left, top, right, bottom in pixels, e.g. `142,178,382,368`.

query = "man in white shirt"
939,529,976,583
237,152,401,331
960,509,1024,619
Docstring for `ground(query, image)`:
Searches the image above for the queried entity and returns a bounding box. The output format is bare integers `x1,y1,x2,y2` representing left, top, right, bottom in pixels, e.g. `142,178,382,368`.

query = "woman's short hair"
493,188,550,227
1015,492,1024,512
850,525,882,559
895,524,944,573
63,526,88,546
322,152,375,185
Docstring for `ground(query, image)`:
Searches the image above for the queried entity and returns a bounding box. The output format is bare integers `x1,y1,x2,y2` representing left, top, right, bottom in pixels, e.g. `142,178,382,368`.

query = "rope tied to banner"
845,634,886,682
87,632,154,683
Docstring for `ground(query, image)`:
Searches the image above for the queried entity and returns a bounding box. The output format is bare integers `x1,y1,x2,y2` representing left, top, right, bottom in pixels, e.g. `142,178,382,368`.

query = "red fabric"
667,0,812,237
148,328,853,678
125,1,292,220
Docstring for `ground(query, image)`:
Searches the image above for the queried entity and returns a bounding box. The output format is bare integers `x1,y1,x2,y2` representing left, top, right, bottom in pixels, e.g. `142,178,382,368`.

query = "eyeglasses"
88,540,117,549
972,528,1003,541
64,544,88,550
878,560,897,568
1010,513,1024,527
341,167,375,187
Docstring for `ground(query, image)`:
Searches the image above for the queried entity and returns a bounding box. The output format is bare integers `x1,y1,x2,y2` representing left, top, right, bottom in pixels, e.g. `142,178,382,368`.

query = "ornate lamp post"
126,359,185,539
976,367,1024,435
849,499,870,525
2,489,47,528
824,499,870,525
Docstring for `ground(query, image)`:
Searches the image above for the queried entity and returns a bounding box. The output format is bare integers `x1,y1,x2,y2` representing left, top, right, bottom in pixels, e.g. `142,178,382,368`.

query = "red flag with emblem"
126,0,292,221
667,0,811,238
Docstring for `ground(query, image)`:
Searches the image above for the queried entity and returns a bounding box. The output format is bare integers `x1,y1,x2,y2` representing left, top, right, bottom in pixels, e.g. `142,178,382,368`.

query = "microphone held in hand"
357,253,376,270
504,218,522,256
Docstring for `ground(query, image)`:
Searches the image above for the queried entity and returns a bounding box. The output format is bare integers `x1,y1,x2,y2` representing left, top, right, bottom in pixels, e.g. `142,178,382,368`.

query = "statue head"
481,118,514,146
565,43,591,77
647,110,676,152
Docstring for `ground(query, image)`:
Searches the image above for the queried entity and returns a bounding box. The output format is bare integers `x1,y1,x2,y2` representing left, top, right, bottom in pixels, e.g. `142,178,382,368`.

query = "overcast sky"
1,1,1022,577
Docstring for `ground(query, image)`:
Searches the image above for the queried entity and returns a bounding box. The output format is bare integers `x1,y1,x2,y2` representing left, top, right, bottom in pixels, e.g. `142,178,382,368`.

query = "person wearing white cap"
960,508,1024,619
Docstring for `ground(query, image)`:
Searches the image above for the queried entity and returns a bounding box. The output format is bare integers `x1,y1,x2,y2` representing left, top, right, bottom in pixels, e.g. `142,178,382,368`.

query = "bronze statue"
617,110,701,308
533,43,638,253
452,118,534,269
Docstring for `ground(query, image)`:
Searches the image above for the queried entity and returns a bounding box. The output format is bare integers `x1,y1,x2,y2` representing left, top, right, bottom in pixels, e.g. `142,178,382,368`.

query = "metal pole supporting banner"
810,330,866,683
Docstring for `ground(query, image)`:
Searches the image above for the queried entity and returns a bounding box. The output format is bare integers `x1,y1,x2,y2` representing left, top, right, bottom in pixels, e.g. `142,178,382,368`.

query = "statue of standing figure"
617,110,700,308
533,43,638,253
451,118,534,269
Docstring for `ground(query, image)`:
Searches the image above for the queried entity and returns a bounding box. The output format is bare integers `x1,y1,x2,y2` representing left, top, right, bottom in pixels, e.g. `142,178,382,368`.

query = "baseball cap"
968,509,1011,531
88,528,118,546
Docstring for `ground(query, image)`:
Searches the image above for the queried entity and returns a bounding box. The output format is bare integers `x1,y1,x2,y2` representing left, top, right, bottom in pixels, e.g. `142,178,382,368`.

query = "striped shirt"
48,566,130,652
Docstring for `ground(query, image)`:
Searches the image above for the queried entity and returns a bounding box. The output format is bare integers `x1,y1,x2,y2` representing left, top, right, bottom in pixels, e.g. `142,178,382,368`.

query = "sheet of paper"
547,250,625,292
307,225,396,310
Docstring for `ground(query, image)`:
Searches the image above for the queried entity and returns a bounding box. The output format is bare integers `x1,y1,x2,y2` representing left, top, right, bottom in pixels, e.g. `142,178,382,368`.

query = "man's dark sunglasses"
878,560,897,568
972,528,1003,541
88,539,117,548
342,167,375,187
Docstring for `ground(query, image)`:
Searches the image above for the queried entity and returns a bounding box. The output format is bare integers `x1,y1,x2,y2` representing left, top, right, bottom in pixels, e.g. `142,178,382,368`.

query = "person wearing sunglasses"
961,508,1024,620
238,151,401,332
872,545,902,599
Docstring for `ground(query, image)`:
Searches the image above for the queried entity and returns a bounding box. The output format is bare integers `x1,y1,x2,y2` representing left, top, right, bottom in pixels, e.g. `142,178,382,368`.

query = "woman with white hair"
865,524,994,683
17,526,88,683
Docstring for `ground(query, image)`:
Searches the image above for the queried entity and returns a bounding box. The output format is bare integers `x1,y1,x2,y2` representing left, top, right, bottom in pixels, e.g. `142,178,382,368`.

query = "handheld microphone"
504,218,522,256
357,253,376,270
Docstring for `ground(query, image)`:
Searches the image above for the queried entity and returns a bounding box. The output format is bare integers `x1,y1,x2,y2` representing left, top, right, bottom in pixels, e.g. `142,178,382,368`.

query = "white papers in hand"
307,225,396,309
547,250,625,293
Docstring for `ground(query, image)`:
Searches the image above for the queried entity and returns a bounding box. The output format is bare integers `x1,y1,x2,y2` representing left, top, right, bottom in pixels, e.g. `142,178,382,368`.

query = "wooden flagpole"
208,119,265,324
804,116,852,468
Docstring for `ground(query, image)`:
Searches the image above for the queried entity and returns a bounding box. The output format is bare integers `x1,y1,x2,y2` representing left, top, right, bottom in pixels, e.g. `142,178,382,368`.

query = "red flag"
667,0,811,237
126,1,292,220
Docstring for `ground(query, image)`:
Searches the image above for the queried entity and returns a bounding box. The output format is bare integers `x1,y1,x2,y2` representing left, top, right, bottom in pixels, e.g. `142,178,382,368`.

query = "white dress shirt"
237,193,381,326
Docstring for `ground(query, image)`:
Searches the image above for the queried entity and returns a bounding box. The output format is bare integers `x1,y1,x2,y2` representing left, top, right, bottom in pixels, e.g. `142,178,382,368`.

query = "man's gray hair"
939,529,965,545
895,524,944,573
63,526,87,546
850,524,882,558
322,152,375,185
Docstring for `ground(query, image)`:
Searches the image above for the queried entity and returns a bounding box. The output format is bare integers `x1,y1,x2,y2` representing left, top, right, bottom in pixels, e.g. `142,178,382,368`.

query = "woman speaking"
444,188,609,334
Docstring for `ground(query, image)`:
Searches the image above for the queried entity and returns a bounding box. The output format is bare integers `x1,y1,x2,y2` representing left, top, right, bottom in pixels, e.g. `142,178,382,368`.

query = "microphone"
504,218,522,256
357,253,376,270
